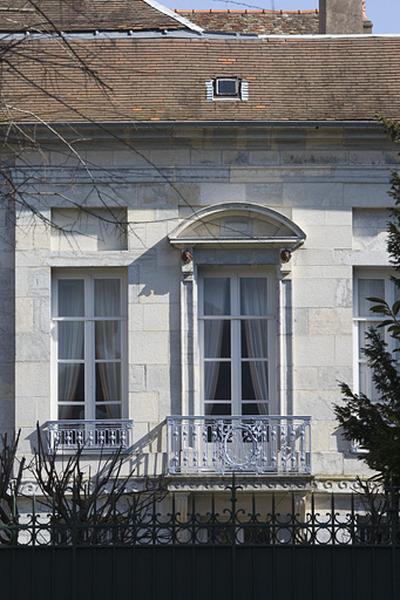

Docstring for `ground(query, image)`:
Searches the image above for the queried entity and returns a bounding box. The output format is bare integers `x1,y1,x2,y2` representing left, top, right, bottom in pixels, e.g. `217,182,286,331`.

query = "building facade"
0,0,399,509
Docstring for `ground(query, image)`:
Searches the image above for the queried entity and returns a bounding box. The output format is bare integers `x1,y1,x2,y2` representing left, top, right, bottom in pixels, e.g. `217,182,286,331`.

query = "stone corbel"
279,247,293,276
181,247,194,282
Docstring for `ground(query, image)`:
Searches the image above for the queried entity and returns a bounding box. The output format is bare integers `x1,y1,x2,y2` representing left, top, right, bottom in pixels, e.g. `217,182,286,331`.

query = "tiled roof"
175,9,320,35
2,36,400,123
175,8,373,36
0,0,196,32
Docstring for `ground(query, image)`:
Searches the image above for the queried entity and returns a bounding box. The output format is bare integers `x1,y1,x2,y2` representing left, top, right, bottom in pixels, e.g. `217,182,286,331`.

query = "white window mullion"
232,275,241,416
85,276,94,420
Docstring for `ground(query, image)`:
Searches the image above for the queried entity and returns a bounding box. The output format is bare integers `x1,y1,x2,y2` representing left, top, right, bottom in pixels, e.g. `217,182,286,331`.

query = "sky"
165,0,400,34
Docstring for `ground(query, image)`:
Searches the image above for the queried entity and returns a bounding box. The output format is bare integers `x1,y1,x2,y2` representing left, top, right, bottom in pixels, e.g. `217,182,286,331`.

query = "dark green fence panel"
0,546,399,600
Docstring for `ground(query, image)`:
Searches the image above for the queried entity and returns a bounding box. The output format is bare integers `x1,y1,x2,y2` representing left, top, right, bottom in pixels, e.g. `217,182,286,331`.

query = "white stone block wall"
6,124,397,482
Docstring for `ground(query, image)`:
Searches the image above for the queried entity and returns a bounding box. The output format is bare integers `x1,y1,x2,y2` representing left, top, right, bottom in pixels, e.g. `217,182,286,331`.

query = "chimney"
319,0,365,34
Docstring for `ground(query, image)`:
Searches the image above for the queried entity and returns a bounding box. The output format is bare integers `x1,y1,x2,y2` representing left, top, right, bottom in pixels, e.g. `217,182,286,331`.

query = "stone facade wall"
9,124,398,484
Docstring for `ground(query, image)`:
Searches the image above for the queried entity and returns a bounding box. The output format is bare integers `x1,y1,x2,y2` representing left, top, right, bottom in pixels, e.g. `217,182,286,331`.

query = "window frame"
353,268,399,399
198,268,278,417
214,77,240,99
51,268,128,421
205,78,249,102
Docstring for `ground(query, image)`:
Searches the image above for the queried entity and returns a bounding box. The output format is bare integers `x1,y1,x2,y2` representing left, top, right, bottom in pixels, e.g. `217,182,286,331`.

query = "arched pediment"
169,203,306,249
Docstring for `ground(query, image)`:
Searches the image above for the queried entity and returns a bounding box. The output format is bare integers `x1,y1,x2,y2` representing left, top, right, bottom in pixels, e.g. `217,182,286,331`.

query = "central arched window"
199,270,277,417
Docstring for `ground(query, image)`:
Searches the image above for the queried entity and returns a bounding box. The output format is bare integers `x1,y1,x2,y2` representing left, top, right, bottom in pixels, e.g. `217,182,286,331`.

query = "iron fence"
2,483,400,548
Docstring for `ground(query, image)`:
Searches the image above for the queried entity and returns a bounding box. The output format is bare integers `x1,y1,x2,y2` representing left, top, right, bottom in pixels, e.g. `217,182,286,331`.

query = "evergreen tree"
335,119,400,489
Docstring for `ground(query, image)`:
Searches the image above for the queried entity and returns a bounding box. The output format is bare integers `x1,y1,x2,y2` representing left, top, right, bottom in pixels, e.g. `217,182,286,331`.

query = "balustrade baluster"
166,416,311,476
202,421,208,468
299,424,306,470
280,424,287,472
290,424,297,470
271,423,277,470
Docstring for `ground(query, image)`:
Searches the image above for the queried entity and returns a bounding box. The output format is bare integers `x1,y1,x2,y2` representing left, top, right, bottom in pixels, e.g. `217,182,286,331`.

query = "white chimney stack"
319,0,367,34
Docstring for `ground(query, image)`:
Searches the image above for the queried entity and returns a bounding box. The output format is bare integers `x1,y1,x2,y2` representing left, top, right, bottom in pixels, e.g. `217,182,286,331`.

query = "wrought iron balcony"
167,416,311,475
46,419,133,453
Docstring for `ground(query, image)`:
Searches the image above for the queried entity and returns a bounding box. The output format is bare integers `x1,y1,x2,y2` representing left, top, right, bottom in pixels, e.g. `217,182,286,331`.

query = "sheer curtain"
95,279,121,418
241,279,268,415
204,279,229,405
59,322,84,405
58,281,85,417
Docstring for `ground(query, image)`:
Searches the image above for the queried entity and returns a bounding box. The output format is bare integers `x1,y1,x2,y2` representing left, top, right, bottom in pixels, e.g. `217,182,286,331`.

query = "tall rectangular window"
354,269,399,401
53,271,126,420
199,272,276,416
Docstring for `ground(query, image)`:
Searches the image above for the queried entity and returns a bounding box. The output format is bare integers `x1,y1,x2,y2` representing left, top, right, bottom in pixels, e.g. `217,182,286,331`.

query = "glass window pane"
240,278,268,316
358,279,385,317
58,364,84,402
204,321,230,358
58,279,84,317
242,361,268,401
242,403,268,416
95,279,121,317
204,362,231,400
58,405,85,420
241,320,268,358
203,278,230,315
58,322,84,360
205,403,231,416
96,363,121,402
95,404,121,420
95,321,121,359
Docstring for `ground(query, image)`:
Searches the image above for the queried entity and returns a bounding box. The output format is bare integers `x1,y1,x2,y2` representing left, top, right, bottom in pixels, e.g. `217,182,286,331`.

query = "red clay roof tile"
0,0,194,32
2,36,399,124
175,9,320,35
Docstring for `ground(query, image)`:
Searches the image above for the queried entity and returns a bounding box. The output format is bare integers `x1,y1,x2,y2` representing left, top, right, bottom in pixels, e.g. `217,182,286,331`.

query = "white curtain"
95,279,120,316
358,279,384,317
204,279,229,406
241,279,268,415
94,279,121,418
58,321,84,417
204,322,225,402
58,280,85,418
58,279,84,317
58,281,85,417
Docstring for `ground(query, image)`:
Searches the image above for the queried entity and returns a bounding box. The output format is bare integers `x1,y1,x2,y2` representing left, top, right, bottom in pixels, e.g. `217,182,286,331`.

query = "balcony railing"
46,419,134,453
167,416,311,475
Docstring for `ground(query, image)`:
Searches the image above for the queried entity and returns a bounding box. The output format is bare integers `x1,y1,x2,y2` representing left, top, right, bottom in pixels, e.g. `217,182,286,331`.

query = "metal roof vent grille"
241,80,249,101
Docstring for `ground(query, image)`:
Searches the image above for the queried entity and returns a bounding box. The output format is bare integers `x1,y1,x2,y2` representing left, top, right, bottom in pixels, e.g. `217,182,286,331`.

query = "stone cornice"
18,475,369,497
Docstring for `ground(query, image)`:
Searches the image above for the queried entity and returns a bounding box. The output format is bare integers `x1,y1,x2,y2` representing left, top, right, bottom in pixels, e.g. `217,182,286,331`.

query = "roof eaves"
1,120,383,128
0,30,209,40
143,0,203,33
3,30,400,41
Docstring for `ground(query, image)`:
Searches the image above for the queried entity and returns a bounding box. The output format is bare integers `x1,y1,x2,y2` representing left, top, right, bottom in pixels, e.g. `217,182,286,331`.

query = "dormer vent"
206,78,249,102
